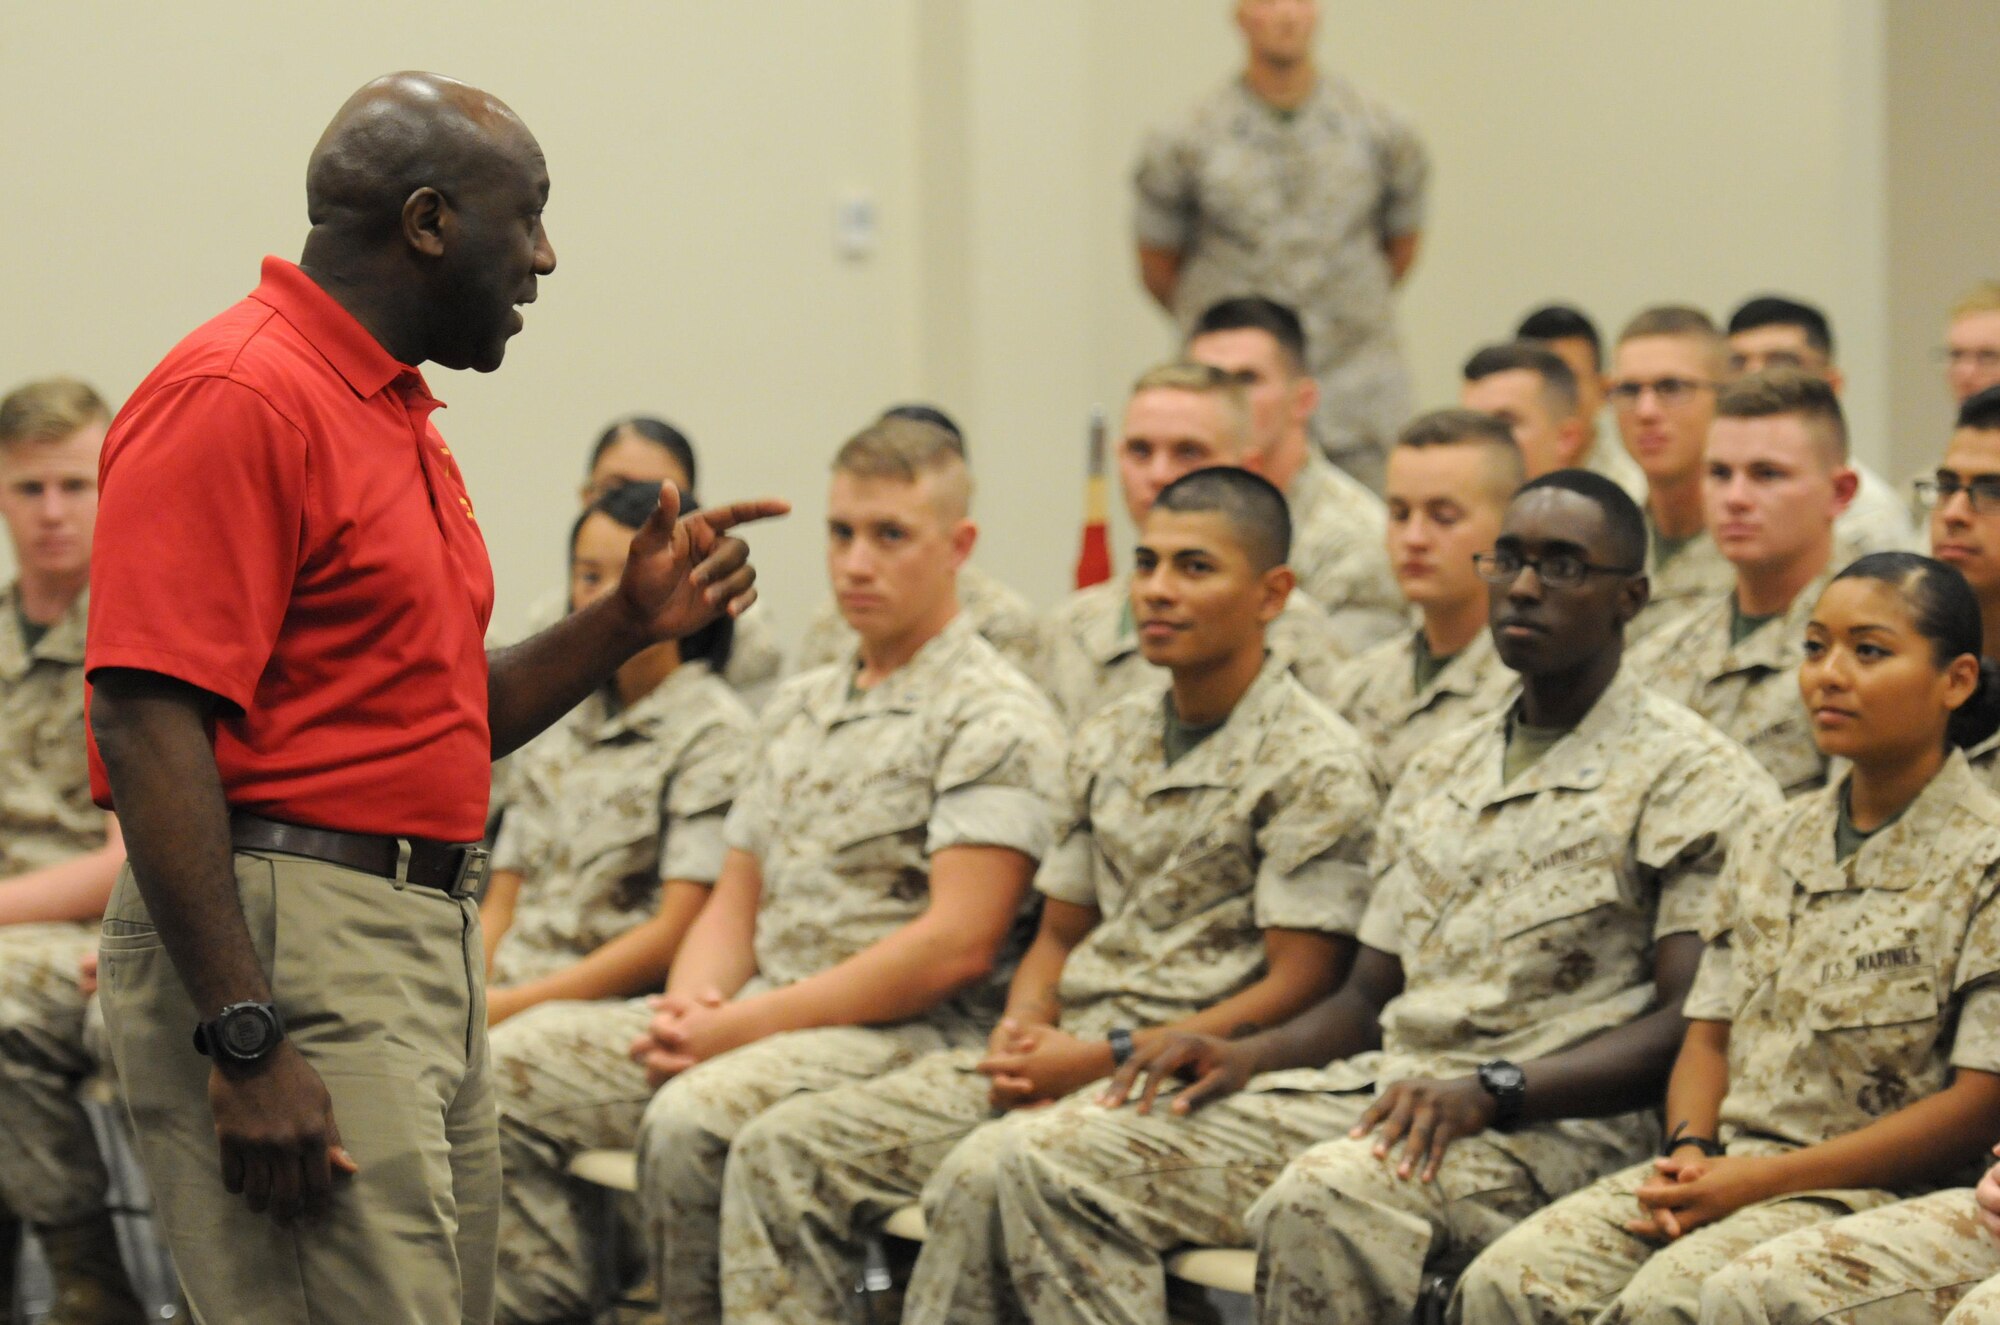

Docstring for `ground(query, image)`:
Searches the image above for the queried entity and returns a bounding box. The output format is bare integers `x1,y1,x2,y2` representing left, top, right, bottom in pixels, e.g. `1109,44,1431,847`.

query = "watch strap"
1107,1027,1136,1067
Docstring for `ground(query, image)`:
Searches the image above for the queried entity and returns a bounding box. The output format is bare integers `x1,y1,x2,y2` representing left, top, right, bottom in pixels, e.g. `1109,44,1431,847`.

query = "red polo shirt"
86,257,496,841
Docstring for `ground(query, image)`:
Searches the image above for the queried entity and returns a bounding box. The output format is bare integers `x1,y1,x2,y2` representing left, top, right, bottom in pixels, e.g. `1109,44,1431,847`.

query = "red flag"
1075,408,1112,588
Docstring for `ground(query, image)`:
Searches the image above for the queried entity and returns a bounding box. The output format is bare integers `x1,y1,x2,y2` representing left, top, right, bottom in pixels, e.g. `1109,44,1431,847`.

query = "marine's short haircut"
1397,408,1525,505
1728,295,1835,359
1617,304,1727,375
1151,465,1292,572
1715,367,1849,464
588,415,697,489
1130,360,1253,452
1951,281,2000,322
1512,468,1648,570
572,481,733,670
880,403,966,458
1516,304,1602,369
833,415,973,519
1462,341,1581,418
1188,296,1310,373
0,377,110,449
1958,385,2000,434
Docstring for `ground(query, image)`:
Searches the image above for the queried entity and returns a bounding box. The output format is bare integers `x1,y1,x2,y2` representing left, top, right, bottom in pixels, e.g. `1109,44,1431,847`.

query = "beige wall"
0,1,1935,644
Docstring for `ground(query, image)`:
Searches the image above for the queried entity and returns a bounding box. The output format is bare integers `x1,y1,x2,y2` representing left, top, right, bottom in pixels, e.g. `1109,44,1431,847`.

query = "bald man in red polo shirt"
83,73,784,1325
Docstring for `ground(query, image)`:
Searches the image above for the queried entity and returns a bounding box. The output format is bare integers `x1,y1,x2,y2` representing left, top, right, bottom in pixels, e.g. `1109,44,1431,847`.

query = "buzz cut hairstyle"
1188,296,1310,374
0,377,110,449
1715,367,1849,463
1513,468,1648,571
1151,465,1292,572
832,415,973,516
1462,341,1581,418
1396,407,1525,505
1952,281,2000,322
1958,385,2000,434
1728,295,1835,359
1516,303,1602,369
1617,304,1726,375
1130,360,1253,452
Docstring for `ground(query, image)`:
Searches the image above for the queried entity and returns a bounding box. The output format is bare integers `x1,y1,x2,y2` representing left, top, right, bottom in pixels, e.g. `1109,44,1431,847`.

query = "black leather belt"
229,811,489,898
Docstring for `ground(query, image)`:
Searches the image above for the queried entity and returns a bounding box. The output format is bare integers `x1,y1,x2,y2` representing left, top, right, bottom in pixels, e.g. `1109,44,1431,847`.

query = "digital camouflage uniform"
1037,580,1349,727
953,672,1779,1325
791,563,1040,678
1134,75,1429,493
0,586,113,1231
1626,575,1831,798
716,658,1382,1324
1630,526,1737,646
632,614,1065,1325
1323,625,1515,786
1974,729,2000,795
1460,751,2000,1324
1284,450,1409,653
1840,461,1917,556
486,662,750,1324
488,661,750,988
1587,437,1650,507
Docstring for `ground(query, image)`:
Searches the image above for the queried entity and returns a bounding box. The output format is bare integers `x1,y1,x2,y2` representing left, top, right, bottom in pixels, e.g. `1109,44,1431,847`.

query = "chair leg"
80,1089,185,1319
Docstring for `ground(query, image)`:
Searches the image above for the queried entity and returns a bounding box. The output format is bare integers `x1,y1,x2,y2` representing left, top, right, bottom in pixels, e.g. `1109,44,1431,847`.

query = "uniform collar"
810,612,980,727
247,257,437,407
0,582,87,679
1140,652,1292,796
586,660,717,743
1722,571,1829,675
1786,751,1997,895
1412,627,1508,705
1450,668,1638,810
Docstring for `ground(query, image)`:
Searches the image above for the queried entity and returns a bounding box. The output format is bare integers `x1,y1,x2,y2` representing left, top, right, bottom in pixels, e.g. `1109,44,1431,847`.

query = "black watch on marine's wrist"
1107,1028,1136,1067
1476,1059,1527,1129
193,1001,286,1067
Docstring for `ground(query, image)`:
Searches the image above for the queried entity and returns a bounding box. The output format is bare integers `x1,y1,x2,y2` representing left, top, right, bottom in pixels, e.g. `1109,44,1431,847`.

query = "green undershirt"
1412,633,1457,693
1503,710,1575,784
15,603,47,653
1652,525,1701,569
1162,693,1228,766
1729,600,1780,647
1834,787,1911,863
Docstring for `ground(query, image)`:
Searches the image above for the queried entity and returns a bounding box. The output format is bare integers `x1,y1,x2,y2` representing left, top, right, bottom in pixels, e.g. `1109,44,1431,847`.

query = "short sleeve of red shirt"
88,376,305,711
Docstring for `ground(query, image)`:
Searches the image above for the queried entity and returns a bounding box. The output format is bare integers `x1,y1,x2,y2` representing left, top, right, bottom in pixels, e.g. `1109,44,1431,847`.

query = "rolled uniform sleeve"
1681,940,1736,1023
1354,765,1428,957
1252,754,1378,935
1132,123,1198,253
1637,745,1783,940
1950,873,2000,1075
660,717,749,886
1369,97,1430,240
721,707,787,860
1034,745,1100,908
925,692,1066,862
489,801,543,877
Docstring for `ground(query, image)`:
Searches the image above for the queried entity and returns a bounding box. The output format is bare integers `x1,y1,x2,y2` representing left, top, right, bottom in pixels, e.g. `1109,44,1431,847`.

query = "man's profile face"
1930,426,2000,599
433,119,557,374
1186,329,1306,460
1947,311,2000,404
1131,507,1281,671
1235,0,1317,65
826,470,969,645
1117,390,1244,526
1610,335,1719,489
1461,371,1574,478
1542,336,1605,421
1726,324,1832,382
1385,443,1508,612
0,424,104,584
1702,414,1845,575
1487,488,1638,678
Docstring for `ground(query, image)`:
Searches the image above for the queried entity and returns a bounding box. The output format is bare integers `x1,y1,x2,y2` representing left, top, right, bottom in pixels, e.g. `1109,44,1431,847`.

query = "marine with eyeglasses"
1924,386,2000,790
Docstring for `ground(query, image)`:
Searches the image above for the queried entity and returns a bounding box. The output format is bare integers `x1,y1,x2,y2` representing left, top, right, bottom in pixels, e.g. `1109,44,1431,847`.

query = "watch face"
1485,1062,1525,1092
220,1007,274,1058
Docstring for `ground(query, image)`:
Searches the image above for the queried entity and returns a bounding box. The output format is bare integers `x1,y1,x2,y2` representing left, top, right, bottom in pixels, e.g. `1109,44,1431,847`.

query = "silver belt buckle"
450,845,490,899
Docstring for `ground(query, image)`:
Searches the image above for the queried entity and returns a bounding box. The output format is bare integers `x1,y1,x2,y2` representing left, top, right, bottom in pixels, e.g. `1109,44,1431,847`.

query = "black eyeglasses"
1474,548,1640,588
1915,473,2000,514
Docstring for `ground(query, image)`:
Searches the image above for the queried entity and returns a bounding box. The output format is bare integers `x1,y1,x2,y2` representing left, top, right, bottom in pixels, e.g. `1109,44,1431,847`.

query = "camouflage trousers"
492,996,655,1325
0,921,106,1227
635,1019,961,1325
889,1079,1556,1325
1700,1186,2000,1324
1454,1158,1893,1324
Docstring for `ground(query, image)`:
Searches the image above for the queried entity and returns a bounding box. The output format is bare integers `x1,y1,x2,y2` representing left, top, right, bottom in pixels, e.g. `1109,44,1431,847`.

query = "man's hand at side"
209,1043,357,1223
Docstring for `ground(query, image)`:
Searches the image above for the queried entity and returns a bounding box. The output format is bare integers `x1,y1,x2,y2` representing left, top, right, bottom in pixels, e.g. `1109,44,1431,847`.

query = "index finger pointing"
690,499,792,534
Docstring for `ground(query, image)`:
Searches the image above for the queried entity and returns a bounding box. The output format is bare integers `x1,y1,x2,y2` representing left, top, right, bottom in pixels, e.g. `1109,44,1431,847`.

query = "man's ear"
402,187,449,258
1556,416,1591,469
949,517,977,568
1616,572,1652,626
1291,374,1321,428
1830,466,1859,518
1824,365,1847,396
1259,563,1296,624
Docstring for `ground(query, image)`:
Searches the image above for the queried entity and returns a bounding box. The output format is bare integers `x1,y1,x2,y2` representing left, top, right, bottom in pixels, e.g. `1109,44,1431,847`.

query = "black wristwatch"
1107,1028,1136,1067
193,1001,286,1067
1476,1059,1527,1129
1664,1121,1727,1158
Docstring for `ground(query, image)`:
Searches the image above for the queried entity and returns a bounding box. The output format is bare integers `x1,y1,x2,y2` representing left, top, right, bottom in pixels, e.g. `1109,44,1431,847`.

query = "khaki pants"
0,920,105,1227
98,853,496,1325
1700,1187,2000,1325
